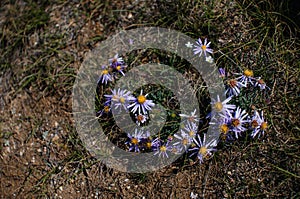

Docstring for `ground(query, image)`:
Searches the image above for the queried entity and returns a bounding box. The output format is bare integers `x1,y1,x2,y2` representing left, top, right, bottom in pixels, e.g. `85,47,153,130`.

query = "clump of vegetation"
0,0,298,198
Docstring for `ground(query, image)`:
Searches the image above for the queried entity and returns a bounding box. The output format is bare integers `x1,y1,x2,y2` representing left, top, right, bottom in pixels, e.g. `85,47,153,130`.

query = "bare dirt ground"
0,0,299,198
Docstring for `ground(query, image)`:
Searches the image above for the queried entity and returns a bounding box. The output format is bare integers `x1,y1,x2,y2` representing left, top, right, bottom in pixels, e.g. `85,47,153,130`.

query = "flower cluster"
220,68,270,97
99,87,155,124
125,109,218,164
97,54,126,85
209,58,269,142
211,106,268,142
96,54,155,121
206,51,269,143
95,37,269,165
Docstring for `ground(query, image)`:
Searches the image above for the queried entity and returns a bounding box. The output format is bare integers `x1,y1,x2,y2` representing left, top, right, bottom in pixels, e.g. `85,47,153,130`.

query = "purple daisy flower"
127,90,155,114
235,69,255,86
181,120,198,143
193,38,213,57
115,64,126,76
211,95,236,117
104,88,132,111
153,139,172,158
98,66,112,84
109,53,124,68
189,134,218,164
173,131,192,153
126,129,147,152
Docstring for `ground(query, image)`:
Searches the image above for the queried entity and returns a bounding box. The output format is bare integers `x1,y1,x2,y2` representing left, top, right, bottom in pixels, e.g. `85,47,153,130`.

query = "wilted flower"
96,105,111,117
227,107,248,138
179,109,200,123
218,68,226,78
254,77,269,90
135,113,148,125
250,110,268,138
225,78,246,97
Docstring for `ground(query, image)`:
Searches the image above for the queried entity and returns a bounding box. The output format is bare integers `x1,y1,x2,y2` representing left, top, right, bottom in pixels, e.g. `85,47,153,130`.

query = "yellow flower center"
261,122,268,130
146,142,151,149
251,120,259,128
220,124,229,134
189,131,195,137
104,106,110,113
131,138,138,145
182,138,188,145
244,69,253,77
137,95,146,104
214,102,223,112
116,65,121,71
228,79,237,88
119,97,125,104
201,45,207,51
199,146,207,155
102,69,109,75
232,119,240,127
160,145,167,152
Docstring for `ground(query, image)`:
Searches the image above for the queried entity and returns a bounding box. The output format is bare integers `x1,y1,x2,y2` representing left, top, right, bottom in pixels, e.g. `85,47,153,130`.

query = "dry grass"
0,0,299,198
